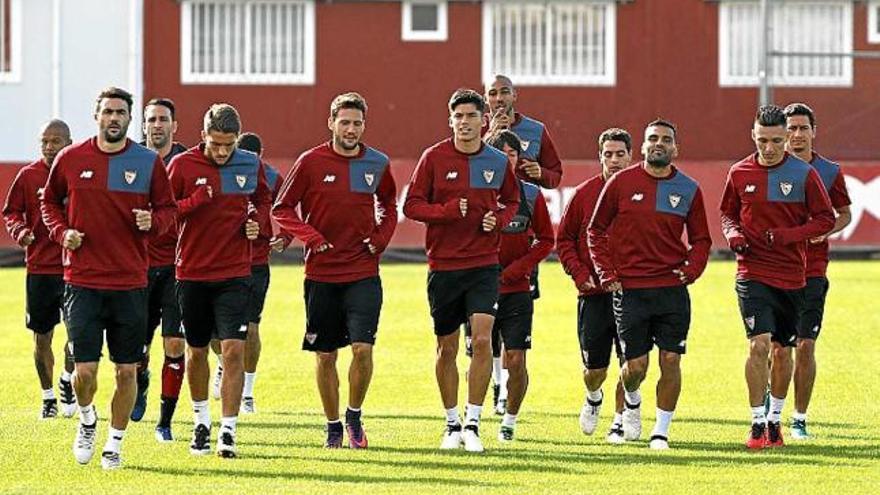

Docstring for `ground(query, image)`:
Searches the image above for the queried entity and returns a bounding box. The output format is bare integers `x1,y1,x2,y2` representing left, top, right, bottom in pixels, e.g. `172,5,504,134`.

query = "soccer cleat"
622,402,642,441
746,422,767,450
217,428,236,458
155,426,174,443
766,421,784,447
649,434,670,450
325,423,344,449
73,422,97,464
130,369,150,422
462,424,484,453
241,397,256,414
346,422,368,449
440,423,463,450
579,397,602,435
100,451,122,470
494,399,507,416
497,425,515,442
190,424,211,455
492,384,501,409
606,423,625,444
41,399,59,419
211,367,222,400
790,418,810,440
59,378,77,418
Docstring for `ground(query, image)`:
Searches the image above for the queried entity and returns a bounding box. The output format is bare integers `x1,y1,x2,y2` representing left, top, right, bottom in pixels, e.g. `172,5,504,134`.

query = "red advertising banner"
2,160,878,251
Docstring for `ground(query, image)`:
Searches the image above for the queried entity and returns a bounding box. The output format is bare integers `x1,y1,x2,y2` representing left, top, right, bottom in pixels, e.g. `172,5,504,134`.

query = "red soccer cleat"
746,422,767,450
765,421,784,447
346,423,368,449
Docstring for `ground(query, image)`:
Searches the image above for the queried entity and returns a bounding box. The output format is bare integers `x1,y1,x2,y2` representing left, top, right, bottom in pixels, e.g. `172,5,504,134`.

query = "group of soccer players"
2,73,849,468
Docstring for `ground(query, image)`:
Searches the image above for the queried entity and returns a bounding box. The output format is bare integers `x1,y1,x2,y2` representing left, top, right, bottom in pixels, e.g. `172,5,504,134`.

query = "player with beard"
41,87,177,469
3,119,75,420
130,99,189,441
782,103,851,440
588,120,711,450
556,128,632,443
404,89,519,453
273,93,397,448
720,105,835,449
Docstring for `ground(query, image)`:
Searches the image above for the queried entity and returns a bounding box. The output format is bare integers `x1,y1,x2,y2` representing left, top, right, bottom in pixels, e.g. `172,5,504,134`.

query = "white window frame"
401,0,448,42
718,0,853,87
180,0,315,85
481,0,616,87
0,0,23,84
869,1,880,43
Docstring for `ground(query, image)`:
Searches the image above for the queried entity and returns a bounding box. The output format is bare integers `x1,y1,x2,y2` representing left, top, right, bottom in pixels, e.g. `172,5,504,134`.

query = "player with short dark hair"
404,88,520,453
782,102,851,440
556,128,632,444
588,120,712,450
720,105,835,449
236,131,286,415
3,119,75,420
480,130,553,442
41,87,177,469
273,92,397,449
132,97,189,441
168,103,272,459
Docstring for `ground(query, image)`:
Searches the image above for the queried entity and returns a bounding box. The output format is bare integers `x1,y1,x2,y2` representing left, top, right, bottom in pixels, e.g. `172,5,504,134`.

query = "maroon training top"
588,163,712,290
41,138,176,289
3,159,63,274
720,153,836,290
403,138,520,272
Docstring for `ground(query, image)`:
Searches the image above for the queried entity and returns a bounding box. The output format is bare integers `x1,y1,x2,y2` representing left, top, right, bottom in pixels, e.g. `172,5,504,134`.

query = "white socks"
80,403,96,425
586,388,603,403
465,403,482,426
42,388,55,401
445,407,460,425
220,415,237,433
751,405,766,425
104,427,125,453
652,408,674,437
193,400,210,427
243,372,257,397
768,395,785,423
502,413,517,428
624,388,642,407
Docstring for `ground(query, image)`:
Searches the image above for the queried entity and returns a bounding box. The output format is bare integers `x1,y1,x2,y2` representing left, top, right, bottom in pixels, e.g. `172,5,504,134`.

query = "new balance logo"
446,171,458,180
80,170,94,179
195,177,207,185
323,174,336,183
168,363,181,371
631,192,644,202
745,184,756,193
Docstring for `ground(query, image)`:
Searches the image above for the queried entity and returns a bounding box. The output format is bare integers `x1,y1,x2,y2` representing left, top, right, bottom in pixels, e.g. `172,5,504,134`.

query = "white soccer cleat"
462,425,484,453
217,428,237,458
579,400,602,435
622,405,642,441
211,367,223,400
440,423,463,450
73,423,97,464
241,397,256,414
100,450,122,470
494,399,507,416
649,435,669,450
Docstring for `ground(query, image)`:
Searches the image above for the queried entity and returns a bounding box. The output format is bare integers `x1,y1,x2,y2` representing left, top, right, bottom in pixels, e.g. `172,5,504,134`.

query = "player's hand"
269,236,286,252
673,269,689,284
363,237,378,255
488,108,511,133
809,234,828,244
482,211,497,232
244,219,260,240
729,236,749,254
62,229,85,250
577,276,597,292
520,160,542,180
314,242,333,253
604,280,622,293
132,209,152,231
18,229,35,247
459,198,468,217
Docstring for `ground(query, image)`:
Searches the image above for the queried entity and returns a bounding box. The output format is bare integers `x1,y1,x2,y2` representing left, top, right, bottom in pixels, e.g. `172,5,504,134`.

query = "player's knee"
625,358,648,379
749,336,771,358
351,343,373,363
247,323,260,341
115,364,137,385
316,351,338,368
470,333,492,356
164,337,185,358
585,367,608,383
188,345,209,361
505,351,526,374
436,335,459,362
772,344,792,365
796,338,815,359
659,352,681,372
34,334,53,353
74,364,97,384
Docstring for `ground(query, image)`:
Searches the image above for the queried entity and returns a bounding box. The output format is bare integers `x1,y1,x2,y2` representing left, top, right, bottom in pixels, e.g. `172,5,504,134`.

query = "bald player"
4,120,75,420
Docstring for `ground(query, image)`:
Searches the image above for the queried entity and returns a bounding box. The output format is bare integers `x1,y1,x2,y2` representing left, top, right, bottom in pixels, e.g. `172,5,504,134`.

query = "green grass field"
0,261,877,494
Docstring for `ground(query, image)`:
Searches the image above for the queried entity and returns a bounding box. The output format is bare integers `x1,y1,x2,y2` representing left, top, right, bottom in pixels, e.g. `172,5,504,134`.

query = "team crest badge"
305,333,318,345
124,170,137,185
745,316,755,330
779,181,793,196
364,173,375,186
520,140,531,152
482,169,495,184
669,193,682,208
236,175,247,188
